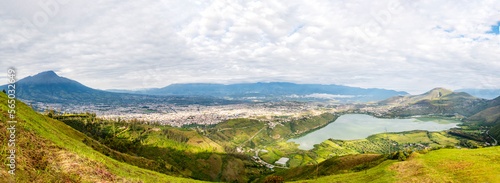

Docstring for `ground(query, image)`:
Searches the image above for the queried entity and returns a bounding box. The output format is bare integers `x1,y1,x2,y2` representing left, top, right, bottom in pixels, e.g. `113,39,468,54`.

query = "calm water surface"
288,114,461,150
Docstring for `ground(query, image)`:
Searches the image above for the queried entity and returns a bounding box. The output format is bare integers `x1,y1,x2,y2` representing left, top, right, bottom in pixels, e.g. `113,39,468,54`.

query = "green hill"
281,146,500,182
52,112,265,182
379,88,489,117
468,96,500,123
208,113,337,149
378,88,453,106
490,123,500,142
0,92,206,182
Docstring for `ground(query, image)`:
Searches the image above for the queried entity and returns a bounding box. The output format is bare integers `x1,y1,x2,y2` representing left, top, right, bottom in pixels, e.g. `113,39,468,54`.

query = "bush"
264,175,284,183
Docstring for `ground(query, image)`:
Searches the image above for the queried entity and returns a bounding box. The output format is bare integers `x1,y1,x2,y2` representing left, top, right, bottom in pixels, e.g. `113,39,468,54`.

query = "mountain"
467,96,500,123
135,82,409,103
466,96,500,140
377,88,490,117
456,88,500,99
378,88,454,106
0,71,236,105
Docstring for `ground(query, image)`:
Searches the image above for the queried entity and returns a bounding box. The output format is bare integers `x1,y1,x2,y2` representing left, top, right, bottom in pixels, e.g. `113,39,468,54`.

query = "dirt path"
113,126,129,138
240,126,266,147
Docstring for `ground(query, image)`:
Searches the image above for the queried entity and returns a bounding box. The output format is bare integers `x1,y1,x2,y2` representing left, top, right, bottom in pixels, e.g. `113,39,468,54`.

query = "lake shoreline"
287,114,462,150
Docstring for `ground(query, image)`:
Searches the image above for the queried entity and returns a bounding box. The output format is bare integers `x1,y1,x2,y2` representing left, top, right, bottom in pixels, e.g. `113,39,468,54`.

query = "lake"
287,114,461,150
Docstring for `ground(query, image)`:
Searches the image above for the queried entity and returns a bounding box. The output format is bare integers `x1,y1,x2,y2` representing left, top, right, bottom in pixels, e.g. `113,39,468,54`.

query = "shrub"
264,175,285,183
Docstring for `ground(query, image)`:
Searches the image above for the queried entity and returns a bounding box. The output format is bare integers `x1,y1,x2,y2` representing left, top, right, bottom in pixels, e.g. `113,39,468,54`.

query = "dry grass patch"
389,160,436,183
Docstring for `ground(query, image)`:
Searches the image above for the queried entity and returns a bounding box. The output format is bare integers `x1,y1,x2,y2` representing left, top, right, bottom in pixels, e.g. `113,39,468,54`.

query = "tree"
397,151,406,161
2,89,5,94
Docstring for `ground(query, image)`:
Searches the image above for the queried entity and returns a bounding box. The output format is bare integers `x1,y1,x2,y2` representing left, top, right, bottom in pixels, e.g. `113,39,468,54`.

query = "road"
486,130,498,146
252,149,289,169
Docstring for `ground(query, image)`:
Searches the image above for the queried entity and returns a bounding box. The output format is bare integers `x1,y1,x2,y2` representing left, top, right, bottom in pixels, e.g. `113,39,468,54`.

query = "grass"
414,117,462,124
285,155,396,183
56,112,266,182
368,130,463,148
286,146,500,182
0,93,208,182
139,128,224,153
390,147,500,182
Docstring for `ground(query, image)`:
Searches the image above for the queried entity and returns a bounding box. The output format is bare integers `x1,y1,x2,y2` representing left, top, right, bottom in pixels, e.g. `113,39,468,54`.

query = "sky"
0,0,499,94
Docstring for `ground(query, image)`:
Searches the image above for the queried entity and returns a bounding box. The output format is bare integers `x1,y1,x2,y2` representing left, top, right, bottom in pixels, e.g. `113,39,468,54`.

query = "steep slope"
0,71,236,105
470,96,500,140
273,154,385,181
286,146,500,182
468,96,500,123
490,123,500,142
378,88,489,117
0,92,206,182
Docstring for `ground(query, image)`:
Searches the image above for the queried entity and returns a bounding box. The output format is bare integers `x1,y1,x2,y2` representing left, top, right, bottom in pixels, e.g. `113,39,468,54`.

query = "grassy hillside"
55,114,264,182
272,154,385,181
0,93,205,182
378,88,453,106
468,96,500,124
490,123,500,141
380,88,489,117
287,146,500,182
208,113,337,149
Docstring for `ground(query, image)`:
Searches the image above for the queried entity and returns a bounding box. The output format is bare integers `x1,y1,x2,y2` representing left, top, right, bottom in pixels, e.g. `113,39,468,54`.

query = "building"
275,157,289,167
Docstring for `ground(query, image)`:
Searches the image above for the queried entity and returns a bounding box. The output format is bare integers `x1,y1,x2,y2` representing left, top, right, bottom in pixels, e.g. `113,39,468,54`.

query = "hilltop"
372,88,500,141
377,87,490,117
378,88,455,106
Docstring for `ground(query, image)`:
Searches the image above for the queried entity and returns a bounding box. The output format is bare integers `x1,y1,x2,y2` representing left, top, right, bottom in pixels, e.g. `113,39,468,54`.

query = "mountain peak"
34,70,59,78
428,87,453,92
19,70,83,86
424,87,453,97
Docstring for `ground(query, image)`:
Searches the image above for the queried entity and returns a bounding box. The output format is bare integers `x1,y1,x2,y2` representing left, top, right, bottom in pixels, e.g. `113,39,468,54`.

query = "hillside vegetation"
0,92,205,182
209,113,337,149
286,146,500,182
379,88,489,117
2,86,498,182
54,114,264,182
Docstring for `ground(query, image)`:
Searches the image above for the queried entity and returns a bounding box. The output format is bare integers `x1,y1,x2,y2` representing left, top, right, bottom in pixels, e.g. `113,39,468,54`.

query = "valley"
1,72,499,182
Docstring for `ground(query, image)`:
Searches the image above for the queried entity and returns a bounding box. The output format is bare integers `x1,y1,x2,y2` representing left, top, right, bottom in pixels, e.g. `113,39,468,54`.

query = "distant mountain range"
109,82,409,103
455,89,500,100
0,71,236,105
7,70,498,106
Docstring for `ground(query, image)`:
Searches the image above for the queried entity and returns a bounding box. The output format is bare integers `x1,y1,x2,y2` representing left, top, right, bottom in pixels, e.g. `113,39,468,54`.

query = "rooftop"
275,157,289,166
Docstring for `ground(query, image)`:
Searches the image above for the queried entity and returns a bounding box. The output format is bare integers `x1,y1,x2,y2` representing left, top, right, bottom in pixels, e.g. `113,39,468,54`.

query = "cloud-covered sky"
1,0,499,94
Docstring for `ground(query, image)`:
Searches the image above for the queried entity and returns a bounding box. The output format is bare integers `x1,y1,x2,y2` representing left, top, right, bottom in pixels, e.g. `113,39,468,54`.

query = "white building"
275,157,289,167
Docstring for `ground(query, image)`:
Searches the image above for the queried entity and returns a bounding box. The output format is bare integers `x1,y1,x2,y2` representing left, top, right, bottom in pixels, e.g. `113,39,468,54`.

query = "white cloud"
0,0,499,94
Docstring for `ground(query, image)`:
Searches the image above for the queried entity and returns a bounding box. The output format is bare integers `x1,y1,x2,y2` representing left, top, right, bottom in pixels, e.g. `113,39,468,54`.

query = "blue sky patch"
288,25,304,37
486,21,499,35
